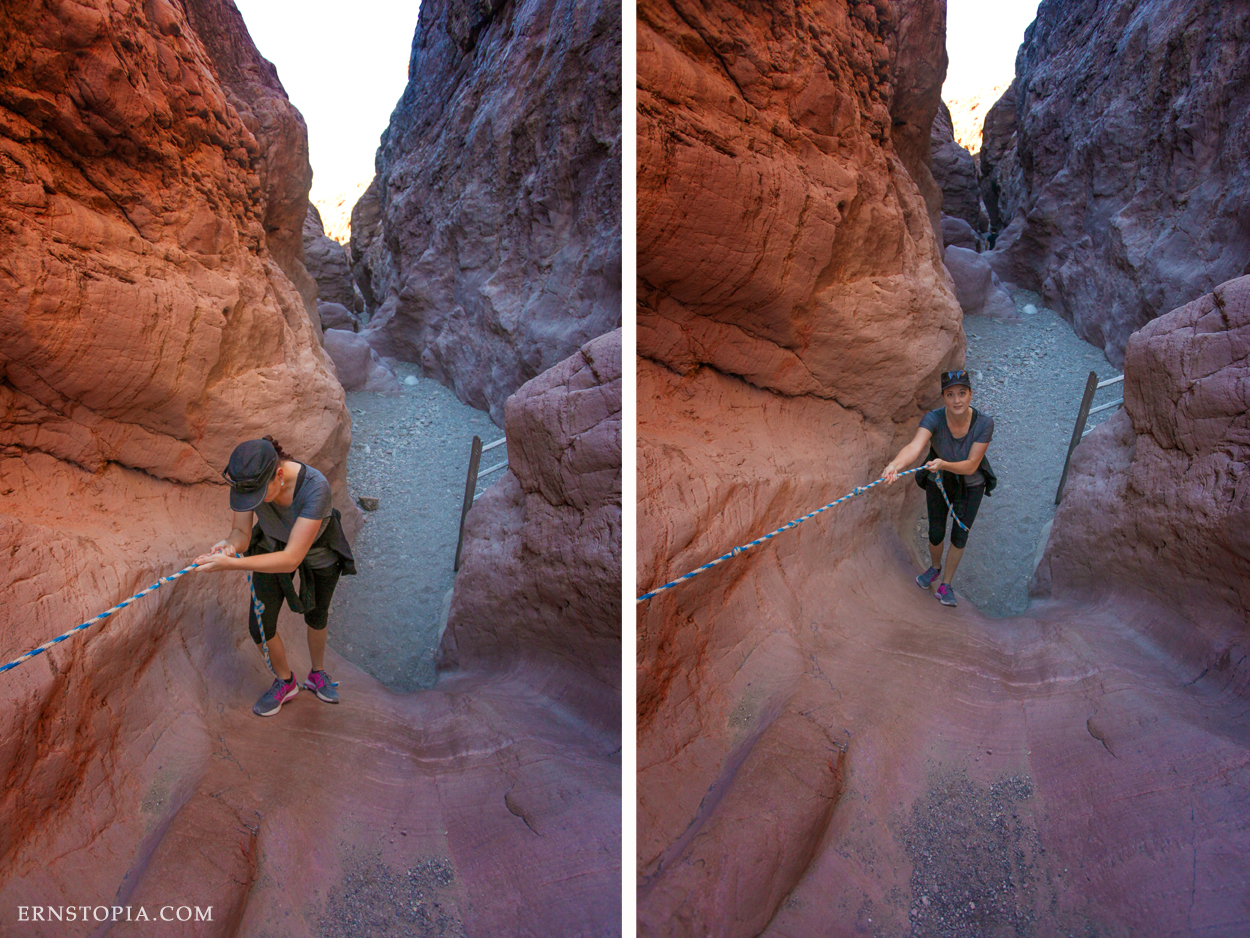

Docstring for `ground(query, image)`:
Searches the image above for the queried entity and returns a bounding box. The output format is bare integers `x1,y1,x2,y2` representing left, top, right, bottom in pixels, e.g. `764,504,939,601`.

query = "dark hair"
262,435,293,462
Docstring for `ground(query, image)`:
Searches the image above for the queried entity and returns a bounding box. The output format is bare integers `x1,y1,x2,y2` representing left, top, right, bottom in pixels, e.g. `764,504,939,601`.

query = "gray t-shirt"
254,464,337,568
920,408,994,486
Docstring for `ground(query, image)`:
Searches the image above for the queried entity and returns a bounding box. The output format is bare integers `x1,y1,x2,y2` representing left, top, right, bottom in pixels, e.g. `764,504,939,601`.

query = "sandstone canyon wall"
441,328,622,728
982,0,1250,364
1032,274,1250,639
638,2,1250,934
354,0,623,424
638,0,964,931
929,100,985,232
0,3,619,934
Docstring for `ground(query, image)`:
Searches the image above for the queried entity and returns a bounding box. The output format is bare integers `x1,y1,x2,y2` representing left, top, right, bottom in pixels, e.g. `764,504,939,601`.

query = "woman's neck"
274,460,300,507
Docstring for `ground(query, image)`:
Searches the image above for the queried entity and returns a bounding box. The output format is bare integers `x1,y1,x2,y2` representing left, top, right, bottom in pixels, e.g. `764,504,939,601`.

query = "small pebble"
405,375,419,386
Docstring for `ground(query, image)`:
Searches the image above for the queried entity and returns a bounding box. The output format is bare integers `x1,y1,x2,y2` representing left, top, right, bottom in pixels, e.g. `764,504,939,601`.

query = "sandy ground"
911,290,1123,617
330,361,504,691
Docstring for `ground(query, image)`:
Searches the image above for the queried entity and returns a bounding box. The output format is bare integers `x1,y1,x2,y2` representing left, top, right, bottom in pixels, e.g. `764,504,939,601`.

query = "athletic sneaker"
303,669,339,704
253,674,299,716
916,566,942,590
936,584,957,607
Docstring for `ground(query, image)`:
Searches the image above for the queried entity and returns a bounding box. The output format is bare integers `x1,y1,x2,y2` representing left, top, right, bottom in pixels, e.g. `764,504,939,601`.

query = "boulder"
944,245,1018,318
1033,274,1250,617
941,214,980,251
303,204,362,313
317,300,359,332
440,328,621,726
322,329,402,392
930,100,987,231
356,0,622,423
981,0,1250,364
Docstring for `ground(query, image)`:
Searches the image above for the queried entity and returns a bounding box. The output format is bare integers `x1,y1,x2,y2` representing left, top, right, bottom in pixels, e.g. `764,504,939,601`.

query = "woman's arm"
883,427,933,483
926,441,989,476
195,516,322,574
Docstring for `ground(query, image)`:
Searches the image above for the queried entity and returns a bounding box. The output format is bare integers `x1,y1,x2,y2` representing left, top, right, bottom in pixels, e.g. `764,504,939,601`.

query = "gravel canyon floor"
333,362,503,692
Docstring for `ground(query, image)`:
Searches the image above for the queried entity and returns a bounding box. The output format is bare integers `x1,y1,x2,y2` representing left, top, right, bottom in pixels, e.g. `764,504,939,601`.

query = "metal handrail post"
1055,371,1098,505
454,435,483,571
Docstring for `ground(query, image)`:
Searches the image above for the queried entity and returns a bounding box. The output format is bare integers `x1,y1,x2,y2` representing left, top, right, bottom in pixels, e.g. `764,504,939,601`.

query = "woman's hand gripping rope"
0,546,277,677
636,467,926,604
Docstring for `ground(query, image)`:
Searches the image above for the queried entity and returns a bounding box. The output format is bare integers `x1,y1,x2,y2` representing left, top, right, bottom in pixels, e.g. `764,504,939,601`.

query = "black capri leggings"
926,478,985,550
248,565,342,643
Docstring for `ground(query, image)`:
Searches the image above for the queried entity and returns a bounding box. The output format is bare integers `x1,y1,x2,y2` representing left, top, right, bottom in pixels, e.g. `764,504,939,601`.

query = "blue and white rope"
932,471,970,533
1,556,276,677
637,465,973,604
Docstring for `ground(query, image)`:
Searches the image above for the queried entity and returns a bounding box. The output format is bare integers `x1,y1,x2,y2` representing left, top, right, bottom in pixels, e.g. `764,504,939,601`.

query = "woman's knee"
249,610,278,644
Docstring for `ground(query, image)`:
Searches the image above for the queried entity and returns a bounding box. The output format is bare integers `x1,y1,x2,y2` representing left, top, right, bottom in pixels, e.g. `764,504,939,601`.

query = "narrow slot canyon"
637,1,1248,936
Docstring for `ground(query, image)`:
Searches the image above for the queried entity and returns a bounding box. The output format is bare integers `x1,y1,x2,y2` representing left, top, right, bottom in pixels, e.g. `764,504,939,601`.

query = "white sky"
228,0,1039,201
943,0,1043,100
232,0,419,204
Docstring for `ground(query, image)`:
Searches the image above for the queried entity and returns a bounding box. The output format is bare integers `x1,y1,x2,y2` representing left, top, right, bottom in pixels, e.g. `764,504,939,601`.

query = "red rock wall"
1033,274,1250,666
355,0,623,424
637,0,963,930
0,0,352,883
441,329,622,728
983,0,1250,364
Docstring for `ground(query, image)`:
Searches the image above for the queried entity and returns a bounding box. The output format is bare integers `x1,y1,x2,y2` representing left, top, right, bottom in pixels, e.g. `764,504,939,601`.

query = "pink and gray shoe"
303,669,339,704
935,584,957,607
253,673,299,716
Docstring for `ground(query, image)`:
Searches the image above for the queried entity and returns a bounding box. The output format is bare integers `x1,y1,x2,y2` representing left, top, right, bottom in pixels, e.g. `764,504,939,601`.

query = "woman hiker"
194,437,355,716
882,369,995,607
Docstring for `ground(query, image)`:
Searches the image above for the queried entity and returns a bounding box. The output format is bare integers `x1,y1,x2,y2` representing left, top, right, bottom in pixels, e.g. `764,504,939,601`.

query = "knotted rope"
636,465,973,604
1,556,276,677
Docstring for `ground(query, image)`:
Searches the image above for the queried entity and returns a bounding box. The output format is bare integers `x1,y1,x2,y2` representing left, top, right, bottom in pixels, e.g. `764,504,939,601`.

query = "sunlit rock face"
982,0,1250,365
0,2,618,933
636,3,1250,936
354,0,623,424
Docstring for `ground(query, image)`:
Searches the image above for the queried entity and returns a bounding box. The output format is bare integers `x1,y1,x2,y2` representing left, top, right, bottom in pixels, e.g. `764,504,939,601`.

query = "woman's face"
943,385,972,414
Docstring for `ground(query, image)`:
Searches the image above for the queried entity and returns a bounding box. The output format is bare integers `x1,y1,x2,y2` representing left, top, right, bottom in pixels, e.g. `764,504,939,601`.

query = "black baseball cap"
941,369,973,391
223,439,278,512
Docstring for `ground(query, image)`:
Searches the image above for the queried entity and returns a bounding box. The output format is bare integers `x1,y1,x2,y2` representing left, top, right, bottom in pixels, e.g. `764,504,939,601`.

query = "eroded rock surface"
0,2,618,933
637,2,1249,935
982,0,1250,364
930,100,986,232
303,204,362,314
1033,274,1250,621
355,0,623,423
442,329,622,727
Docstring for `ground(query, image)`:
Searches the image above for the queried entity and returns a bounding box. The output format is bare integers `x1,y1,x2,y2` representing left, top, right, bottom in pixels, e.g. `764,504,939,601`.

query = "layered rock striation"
982,0,1250,364
354,0,623,424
